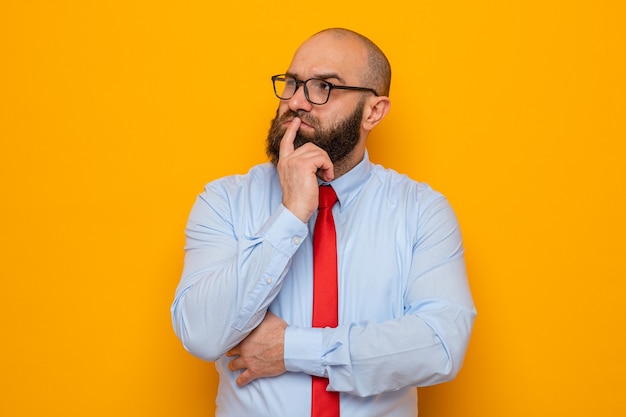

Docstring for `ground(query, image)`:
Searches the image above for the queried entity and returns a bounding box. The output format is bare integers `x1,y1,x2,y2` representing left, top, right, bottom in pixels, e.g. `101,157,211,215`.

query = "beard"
265,100,365,166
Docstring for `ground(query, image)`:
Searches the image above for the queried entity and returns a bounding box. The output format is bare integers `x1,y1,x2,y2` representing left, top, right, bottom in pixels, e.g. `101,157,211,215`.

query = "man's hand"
277,117,334,223
225,311,288,387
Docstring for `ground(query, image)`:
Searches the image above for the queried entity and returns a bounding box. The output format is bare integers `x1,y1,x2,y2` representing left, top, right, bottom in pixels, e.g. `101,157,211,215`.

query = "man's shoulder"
366,163,446,208
197,163,280,211
209,162,277,188
369,163,434,190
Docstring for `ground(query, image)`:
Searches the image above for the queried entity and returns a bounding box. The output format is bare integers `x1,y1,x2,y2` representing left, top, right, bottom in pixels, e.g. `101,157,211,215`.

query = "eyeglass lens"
273,76,331,105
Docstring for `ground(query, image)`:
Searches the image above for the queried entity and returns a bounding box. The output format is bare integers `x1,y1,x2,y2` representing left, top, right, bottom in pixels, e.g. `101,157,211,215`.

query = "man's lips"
284,118,313,130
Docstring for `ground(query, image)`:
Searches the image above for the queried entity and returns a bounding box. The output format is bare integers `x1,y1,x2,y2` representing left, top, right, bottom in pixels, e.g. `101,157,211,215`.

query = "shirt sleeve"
283,196,476,397
171,182,309,361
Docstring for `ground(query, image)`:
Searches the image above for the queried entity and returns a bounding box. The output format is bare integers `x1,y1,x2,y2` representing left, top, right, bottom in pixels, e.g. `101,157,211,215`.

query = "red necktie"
312,185,340,417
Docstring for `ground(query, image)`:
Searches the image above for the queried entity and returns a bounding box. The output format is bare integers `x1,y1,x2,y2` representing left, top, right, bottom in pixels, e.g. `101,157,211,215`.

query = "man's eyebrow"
313,72,345,83
286,71,346,84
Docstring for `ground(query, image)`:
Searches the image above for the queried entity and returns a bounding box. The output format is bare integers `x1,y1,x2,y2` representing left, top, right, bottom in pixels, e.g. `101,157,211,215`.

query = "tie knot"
318,185,338,209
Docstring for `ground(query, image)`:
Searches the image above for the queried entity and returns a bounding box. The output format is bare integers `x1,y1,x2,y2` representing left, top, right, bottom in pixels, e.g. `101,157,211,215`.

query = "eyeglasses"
271,74,378,105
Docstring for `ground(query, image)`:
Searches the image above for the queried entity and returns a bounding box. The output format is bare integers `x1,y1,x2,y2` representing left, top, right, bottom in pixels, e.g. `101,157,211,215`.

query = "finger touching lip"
282,116,313,129
286,120,313,130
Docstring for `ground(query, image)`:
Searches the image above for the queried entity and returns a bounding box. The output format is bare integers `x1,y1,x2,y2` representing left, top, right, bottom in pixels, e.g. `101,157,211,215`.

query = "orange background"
1,1,625,416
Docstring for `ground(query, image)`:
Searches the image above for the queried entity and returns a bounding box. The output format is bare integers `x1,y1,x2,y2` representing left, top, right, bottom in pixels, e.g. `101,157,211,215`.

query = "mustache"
277,110,319,130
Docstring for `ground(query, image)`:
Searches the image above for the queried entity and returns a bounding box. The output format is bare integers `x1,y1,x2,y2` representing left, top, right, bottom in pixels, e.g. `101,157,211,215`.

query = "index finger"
278,117,301,159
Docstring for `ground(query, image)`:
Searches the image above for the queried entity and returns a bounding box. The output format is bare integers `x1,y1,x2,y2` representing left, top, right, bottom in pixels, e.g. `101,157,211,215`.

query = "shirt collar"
319,150,372,212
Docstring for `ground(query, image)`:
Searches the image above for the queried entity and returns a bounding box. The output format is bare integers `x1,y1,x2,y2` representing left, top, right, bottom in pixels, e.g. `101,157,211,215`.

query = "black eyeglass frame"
271,74,379,105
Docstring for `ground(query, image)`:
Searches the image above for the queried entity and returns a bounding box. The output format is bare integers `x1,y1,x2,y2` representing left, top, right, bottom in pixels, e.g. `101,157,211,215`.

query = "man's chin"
293,133,314,150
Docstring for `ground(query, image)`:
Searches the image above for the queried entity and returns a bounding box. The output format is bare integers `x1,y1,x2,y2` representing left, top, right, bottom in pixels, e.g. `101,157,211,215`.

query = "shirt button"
292,236,302,245
265,277,273,284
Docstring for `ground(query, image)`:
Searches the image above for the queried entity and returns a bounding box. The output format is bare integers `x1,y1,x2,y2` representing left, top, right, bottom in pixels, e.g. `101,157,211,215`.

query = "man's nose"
287,84,313,113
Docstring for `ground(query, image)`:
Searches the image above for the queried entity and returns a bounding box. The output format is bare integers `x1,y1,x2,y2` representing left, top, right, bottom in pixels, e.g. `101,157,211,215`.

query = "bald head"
308,28,391,97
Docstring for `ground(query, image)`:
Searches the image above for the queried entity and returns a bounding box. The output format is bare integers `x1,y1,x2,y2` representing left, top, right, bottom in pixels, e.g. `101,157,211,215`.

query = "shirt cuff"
260,204,309,257
284,326,326,377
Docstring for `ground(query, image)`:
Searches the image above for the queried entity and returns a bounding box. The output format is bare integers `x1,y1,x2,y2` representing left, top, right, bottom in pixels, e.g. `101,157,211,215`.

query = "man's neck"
330,144,366,180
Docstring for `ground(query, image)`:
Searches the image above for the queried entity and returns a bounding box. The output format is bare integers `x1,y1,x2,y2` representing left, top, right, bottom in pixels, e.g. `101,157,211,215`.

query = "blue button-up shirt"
171,152,476,416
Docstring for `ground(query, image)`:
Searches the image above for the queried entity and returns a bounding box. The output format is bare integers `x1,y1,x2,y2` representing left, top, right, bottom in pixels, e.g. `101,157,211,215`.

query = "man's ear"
362,96,391,131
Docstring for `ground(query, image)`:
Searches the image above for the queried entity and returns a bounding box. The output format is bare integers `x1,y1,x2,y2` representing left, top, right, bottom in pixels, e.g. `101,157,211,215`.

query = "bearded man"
171,28,476,417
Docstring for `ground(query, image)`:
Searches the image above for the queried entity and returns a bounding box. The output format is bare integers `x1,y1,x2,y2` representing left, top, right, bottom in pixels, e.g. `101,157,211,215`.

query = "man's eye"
313,81,330,92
